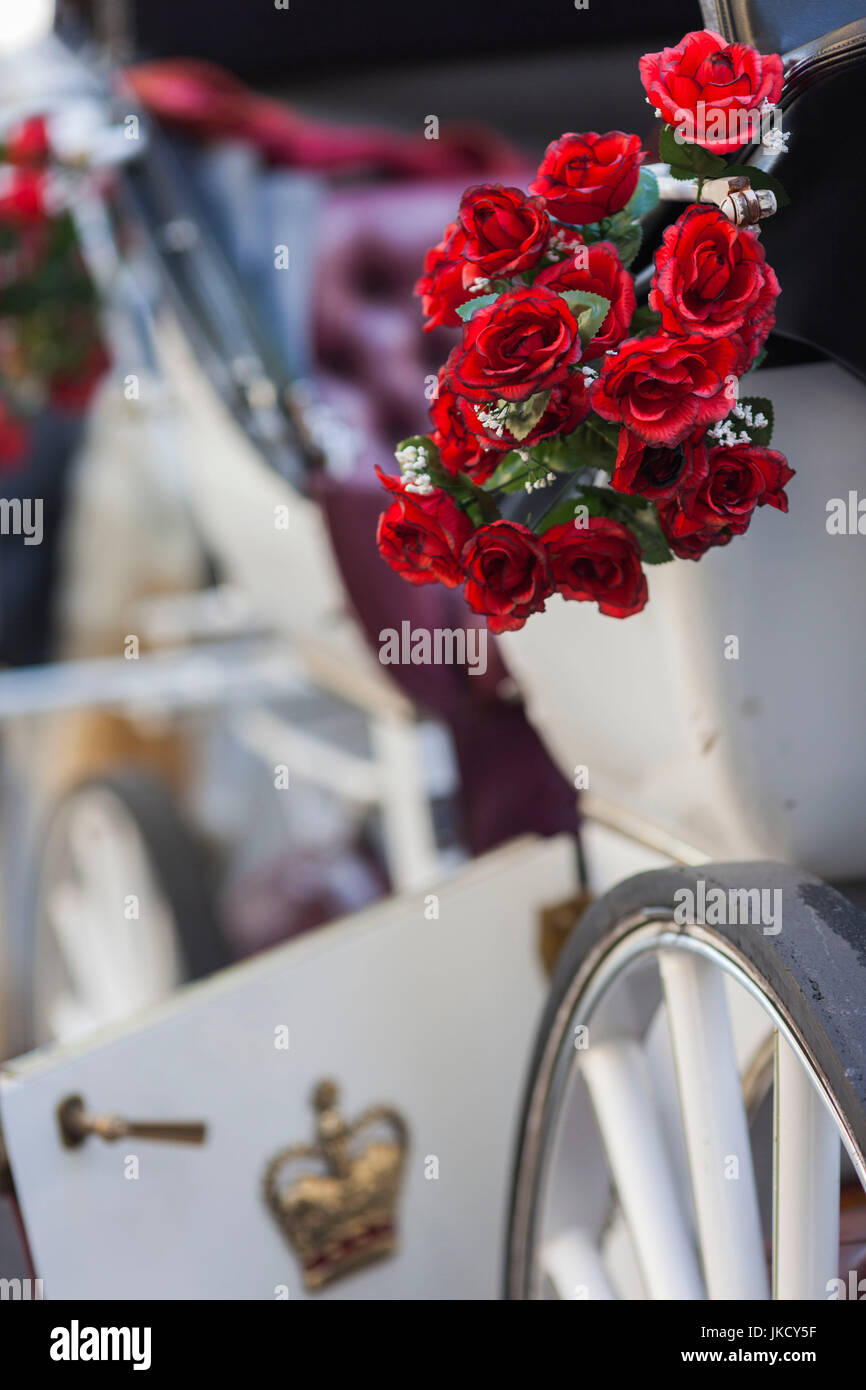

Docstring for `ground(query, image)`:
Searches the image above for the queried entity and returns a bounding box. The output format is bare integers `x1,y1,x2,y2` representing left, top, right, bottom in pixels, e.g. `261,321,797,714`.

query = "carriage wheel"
507,863,866,1300
31,770,228,1045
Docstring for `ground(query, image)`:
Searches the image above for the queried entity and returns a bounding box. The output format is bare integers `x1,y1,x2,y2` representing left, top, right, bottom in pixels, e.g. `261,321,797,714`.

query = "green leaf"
575,221,604,243
658,124,727,181
482,452,535,493
504,390,551,442
621,504,674,564
455,292,499,322
565,417,619,473
559,289,610,345
528,433,588,475
604,215,643,269
584,416,621,453
536,494,599,534
447,473,501,522
624,165,660,221
723,165,790,209
629,304,662,336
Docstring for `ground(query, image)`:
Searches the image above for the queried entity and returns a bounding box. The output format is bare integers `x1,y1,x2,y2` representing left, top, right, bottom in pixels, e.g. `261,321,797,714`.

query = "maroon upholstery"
311,178,580,855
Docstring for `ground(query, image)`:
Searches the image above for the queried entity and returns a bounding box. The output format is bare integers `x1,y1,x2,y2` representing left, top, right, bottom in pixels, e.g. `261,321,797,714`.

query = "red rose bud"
375,466,473,588
530,131,644,225
462,520,552,633
611,428,708,502
543,516,648,618
650,204,780,340
535,239,635,360
640,29,783,155
445,285,582,404
4,115,50,166
590,332,738,447
0,167,49,222
457,184,549,281
415,221,471,331
0,400,28,472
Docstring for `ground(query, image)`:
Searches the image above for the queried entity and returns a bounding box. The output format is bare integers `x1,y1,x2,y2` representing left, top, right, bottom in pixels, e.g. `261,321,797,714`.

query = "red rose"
733,307,775,374
462,520,552,632
655,508,726,560
640,29,783,154
658,442,794,558
457,184,549,281
429,371,505,483
590,332,738,446
415,222,470,331
459,375,590,451
375,467,473,587
0,168,48,222
0,400,27,471
543,516,648,617
445,285,581,403
650,204,780,340
529,132,644,225
536,239,636,360
4,116,50,166
611,428,708,502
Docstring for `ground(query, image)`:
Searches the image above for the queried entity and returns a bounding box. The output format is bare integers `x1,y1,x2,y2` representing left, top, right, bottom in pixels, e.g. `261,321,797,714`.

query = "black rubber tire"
30,768,229,1040
506,860,866,1298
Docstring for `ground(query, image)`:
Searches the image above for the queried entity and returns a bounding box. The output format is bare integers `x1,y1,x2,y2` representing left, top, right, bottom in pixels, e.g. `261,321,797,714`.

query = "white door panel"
1,834,575,1300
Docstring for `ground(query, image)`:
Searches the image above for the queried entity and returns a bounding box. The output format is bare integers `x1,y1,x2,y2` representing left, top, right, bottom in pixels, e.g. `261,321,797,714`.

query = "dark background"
66,0,700,153
129,0,696,76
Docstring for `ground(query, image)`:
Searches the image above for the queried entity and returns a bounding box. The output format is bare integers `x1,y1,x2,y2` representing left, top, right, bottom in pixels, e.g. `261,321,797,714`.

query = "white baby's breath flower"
762,127,789,154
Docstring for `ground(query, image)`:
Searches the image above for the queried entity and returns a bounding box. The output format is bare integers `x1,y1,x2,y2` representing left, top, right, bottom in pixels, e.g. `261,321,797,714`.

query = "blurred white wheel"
31,771,226,1045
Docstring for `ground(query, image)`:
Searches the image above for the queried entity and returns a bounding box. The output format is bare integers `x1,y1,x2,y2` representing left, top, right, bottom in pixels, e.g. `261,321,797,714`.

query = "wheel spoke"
659,951,769,1299
581,1037,704,1299
772,1031,840,1300
540,1228,615,1300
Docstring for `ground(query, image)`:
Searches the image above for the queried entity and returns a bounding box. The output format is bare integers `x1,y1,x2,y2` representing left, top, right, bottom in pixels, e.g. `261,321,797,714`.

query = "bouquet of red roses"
376,30,793,633
0,115,108,471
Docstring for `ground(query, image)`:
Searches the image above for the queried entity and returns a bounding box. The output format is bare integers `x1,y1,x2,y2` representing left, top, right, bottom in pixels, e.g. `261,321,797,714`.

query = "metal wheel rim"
510,910,866,1300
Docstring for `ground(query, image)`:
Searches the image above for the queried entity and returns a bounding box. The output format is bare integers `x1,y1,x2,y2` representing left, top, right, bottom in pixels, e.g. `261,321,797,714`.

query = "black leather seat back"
701,3,866,381
700,0,865,54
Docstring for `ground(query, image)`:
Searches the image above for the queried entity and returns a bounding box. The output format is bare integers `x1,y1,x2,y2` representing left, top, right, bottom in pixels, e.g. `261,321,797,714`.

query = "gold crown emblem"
263,1079,409,1290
